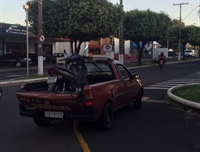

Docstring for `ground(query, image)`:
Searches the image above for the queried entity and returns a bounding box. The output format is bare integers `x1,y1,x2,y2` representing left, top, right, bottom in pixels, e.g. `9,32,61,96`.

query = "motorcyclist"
158,51,166,66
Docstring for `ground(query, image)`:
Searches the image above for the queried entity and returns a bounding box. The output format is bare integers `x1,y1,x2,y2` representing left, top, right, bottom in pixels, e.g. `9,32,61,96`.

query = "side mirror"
130,74,140,80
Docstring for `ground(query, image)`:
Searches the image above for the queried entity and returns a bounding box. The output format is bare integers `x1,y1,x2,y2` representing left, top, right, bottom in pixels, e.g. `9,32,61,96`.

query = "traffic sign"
39,35,45,42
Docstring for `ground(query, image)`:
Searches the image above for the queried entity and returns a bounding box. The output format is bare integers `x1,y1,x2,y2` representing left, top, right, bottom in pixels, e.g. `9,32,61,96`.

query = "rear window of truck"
85,62,115,77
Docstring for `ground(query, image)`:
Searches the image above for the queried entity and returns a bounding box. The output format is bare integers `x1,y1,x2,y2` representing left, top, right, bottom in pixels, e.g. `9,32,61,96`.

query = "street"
0,60,200,152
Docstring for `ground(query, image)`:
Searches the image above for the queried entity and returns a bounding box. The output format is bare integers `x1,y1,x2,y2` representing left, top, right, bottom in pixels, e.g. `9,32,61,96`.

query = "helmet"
160,51,164,55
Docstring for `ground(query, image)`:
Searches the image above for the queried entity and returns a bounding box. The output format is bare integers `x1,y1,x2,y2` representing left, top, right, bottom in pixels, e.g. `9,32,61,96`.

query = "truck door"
116,64,136,104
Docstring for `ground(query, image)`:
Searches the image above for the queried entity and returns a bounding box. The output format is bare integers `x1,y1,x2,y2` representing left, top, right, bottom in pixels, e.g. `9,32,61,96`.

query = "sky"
0,0,200,26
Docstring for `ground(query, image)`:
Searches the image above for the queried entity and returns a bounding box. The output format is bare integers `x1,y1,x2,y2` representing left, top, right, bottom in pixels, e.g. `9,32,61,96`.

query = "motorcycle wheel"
159,64,163,70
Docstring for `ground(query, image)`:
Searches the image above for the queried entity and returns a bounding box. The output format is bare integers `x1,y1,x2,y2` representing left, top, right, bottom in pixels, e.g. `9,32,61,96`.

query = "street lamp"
23,4,29,77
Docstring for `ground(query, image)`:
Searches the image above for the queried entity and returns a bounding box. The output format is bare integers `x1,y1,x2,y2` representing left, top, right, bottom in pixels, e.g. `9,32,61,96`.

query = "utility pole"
119,0,124,64
173,2,188,61
38,0,44,76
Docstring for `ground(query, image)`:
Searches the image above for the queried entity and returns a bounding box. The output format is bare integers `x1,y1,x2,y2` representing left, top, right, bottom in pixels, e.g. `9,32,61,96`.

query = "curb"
167,83,200,110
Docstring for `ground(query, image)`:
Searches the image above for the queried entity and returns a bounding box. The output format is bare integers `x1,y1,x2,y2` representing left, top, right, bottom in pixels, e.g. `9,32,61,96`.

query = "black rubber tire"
159,64,162,70
135,90,142,109
16,62,22,67
0,87,2,99
33,116,50,126
99,103,113,131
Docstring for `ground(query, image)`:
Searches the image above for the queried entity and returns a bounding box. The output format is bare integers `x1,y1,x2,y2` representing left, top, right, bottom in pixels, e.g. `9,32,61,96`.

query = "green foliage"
123,9,171,64
27,0,123,54
172,85,200,103
185,25,200,46
168,25,200,51
124,9,171,42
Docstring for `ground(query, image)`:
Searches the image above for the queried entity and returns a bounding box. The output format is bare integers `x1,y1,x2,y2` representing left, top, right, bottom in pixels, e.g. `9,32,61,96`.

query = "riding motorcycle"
158,59,164,70
0,87,2,100
47,47,90,93
157,55,165,70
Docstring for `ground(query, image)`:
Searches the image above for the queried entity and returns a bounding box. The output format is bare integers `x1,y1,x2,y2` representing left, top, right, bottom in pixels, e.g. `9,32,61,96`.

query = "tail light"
47,68,57,76
85,89,93,106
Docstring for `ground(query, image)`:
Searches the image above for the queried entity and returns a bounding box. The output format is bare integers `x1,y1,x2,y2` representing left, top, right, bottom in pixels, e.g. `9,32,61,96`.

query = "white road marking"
145,78,200,90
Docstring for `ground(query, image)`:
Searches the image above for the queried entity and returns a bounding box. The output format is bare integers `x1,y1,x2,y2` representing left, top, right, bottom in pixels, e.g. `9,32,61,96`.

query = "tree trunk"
182,42,187,60
77,41,83,55
137,47,142,65
74,40,77,54
135,41,146,65
70,39,74,55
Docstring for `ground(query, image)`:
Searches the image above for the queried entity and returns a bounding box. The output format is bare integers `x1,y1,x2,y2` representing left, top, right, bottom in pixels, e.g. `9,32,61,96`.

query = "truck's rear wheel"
99,103,113,130
33,116,50,126
135,90,142,109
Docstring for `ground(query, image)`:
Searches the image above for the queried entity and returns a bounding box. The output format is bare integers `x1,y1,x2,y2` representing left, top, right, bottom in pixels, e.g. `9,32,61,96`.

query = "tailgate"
16,91,84,112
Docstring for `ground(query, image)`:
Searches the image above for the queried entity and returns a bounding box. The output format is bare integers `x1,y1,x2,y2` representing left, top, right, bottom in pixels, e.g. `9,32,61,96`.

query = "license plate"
45,111,64,118
47,77,57,84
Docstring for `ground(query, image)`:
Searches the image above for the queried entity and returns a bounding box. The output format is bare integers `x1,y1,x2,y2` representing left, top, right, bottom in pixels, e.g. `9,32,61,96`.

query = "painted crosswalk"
144,78,200,90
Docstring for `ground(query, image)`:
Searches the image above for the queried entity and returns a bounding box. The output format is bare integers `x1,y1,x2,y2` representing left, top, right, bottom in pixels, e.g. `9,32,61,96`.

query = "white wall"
54,41,87,55
114,38,119,54
153,48,168,59
114,38,130,54
124,40,131,54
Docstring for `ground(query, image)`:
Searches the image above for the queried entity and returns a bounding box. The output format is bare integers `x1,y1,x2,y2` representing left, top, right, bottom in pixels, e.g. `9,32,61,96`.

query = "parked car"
168,51,178,57
16,56,143,130
0,54,30,67
23,53,38,65
185,50,195,57
49,53,66,63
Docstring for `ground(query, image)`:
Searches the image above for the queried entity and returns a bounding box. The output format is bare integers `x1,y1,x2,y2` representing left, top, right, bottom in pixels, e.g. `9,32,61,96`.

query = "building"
0,22,87,57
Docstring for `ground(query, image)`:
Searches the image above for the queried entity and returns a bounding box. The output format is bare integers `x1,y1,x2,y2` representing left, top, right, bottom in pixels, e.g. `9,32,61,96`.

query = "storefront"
0,23,54,56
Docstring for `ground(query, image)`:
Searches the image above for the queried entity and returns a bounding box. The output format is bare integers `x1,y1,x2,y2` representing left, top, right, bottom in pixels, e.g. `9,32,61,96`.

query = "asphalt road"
0,59,200,152
0,57,192,82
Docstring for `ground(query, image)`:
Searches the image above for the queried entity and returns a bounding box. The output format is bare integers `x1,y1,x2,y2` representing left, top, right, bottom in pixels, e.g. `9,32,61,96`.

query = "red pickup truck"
16,58,143,130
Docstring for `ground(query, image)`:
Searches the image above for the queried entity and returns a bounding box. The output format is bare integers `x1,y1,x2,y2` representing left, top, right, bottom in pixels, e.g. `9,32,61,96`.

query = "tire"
159,64,162,70
16,62,22,67
98,103,113,130
0,87,2,99
33,116,50,126
135,90,142,109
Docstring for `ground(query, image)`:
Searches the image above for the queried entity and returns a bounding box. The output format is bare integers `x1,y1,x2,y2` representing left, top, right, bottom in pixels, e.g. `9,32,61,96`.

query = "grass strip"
172,85,200,103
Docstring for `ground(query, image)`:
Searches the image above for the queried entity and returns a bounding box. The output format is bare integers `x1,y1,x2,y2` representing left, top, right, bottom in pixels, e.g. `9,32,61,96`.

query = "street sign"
39,35,45,42
103,45,113,52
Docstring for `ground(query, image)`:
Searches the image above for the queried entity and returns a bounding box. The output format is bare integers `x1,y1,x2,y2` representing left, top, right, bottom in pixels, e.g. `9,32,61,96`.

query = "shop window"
6,42,26,54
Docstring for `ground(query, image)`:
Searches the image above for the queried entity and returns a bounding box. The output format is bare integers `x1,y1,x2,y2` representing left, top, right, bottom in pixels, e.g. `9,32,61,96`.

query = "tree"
168,25,200,58
123,9,171,64
27,0,123,54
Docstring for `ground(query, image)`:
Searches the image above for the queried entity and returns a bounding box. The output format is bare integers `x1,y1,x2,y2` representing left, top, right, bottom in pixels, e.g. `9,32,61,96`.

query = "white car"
185,50,195,57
